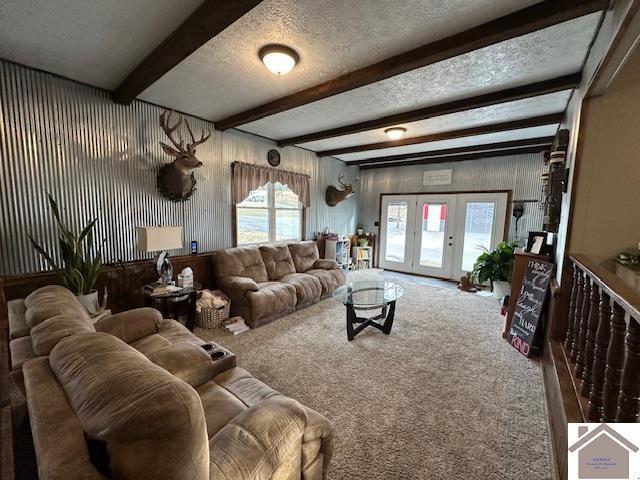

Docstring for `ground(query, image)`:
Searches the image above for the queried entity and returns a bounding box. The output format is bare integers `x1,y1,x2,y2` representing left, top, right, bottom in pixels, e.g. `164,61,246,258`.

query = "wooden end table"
144,283,200,331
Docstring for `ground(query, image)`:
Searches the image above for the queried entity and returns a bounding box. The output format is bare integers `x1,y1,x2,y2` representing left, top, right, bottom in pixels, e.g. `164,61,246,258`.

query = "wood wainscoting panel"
0,252,217,313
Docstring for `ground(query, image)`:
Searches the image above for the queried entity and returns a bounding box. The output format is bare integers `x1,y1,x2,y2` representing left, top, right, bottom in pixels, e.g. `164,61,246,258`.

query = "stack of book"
224,316,249,335
144,282,183,296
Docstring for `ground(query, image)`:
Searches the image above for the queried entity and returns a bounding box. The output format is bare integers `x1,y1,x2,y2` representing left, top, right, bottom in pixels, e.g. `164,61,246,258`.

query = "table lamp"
136,226,183,285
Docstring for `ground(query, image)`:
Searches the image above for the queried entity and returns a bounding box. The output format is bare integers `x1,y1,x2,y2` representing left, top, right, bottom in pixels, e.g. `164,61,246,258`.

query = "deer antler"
159,110,186,152
184,119,211,154
338,174,359,189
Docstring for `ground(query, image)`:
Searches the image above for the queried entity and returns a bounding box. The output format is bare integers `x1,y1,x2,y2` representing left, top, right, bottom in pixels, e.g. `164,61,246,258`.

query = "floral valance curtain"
232,161,310,207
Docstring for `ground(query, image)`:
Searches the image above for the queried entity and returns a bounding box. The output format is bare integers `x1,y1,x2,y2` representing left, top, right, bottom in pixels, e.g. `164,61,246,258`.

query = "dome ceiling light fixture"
384,127,407,140
259,44,299,75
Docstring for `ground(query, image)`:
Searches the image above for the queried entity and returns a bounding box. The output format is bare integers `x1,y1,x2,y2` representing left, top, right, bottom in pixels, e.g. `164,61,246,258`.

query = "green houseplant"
28,194,104,304
471,241,517,298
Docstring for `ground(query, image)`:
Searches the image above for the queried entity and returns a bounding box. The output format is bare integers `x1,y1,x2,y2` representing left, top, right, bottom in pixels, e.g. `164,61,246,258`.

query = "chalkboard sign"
507,259,554,357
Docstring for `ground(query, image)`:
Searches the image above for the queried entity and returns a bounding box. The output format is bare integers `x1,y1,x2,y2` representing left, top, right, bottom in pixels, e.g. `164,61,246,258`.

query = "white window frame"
236,182,303,245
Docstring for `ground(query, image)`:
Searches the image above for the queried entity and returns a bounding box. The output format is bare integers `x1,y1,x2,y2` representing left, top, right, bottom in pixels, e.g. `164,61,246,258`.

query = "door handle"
448,242,453,246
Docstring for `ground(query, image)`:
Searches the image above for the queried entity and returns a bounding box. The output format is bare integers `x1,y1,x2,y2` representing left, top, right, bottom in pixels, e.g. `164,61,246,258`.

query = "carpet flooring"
196,272,551,480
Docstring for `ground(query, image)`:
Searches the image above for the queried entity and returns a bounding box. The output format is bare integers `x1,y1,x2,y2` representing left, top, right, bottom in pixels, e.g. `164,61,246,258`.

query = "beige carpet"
196,273,551,480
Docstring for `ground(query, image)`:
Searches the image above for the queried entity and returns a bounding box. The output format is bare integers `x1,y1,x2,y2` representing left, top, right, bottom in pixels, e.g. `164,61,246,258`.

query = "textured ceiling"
0,0,203,90
296,90,571,152
0,0,600,165
337,125,560,162
138,0,541,120
241,14,600,141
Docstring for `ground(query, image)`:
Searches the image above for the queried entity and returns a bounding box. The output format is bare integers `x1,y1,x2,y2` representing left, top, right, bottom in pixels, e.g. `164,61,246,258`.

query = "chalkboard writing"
507,259,554,357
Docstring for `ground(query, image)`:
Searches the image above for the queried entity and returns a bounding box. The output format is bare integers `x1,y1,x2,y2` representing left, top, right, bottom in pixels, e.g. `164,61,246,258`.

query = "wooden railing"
564,254,640,422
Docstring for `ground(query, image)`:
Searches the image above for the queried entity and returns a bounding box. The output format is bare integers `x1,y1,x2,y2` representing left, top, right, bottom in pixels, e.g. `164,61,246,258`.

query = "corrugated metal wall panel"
0,62,357,275
358,153,545,245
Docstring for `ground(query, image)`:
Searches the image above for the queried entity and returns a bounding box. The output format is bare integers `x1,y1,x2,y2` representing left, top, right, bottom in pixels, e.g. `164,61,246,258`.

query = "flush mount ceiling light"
259,45,299,75
384,127,407,140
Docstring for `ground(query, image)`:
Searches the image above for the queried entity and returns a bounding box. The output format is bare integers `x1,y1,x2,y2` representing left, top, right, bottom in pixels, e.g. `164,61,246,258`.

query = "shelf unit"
325,239,351,273
351,246,373,270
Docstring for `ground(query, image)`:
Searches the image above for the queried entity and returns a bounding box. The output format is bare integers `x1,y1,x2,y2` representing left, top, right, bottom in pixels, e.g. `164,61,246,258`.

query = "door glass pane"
385,202,408,262
276,209,301,240
419,203,447,267
461,202,495,272
236,208,269,244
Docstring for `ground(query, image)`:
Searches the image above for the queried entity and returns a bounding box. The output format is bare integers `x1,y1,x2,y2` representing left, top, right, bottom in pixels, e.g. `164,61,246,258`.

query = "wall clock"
267,149,281,167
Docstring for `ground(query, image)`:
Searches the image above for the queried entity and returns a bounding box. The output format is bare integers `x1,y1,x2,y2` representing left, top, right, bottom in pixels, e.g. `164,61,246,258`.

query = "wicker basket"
196,303,230,329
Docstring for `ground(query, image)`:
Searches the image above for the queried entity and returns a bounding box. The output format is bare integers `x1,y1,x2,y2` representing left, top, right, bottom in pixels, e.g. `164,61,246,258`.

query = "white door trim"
379,195,417,272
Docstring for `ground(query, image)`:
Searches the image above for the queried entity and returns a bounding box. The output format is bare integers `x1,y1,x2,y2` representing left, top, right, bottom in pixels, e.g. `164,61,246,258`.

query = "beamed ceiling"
0,0,607,167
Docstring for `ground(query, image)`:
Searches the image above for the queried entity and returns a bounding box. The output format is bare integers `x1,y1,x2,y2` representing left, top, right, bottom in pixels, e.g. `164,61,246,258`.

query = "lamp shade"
136,226,183,252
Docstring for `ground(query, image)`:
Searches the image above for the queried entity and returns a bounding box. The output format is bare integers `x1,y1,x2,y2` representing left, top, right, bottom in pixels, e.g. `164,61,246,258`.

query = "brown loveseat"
214,241,345,328
10,286,333,479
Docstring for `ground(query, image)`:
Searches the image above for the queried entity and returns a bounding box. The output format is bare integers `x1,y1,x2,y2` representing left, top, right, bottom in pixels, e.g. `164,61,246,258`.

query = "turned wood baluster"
575,276,592,378
564,264,579,352
602,302,627,422
587,291,611,421
616,318,640,422
570,270,585,363
580,285,601,396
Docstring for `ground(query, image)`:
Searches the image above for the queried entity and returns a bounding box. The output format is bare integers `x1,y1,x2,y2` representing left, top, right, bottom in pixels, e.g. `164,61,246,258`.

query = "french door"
379,192,508,280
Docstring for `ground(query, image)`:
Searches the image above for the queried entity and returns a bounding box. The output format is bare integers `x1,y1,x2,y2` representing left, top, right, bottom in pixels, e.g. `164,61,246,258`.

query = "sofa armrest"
219,276,260,294
301,407,334,479
94,307,161,344
209,397,306,478
313,259,339,270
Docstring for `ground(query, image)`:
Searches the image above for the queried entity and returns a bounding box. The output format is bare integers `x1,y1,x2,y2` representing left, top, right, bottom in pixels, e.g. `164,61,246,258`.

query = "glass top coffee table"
332,280,404,341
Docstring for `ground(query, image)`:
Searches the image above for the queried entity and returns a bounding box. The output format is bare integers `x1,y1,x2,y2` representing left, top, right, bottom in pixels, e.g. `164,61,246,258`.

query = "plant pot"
492,280,510,300
76,290,99,314
357,228,364,235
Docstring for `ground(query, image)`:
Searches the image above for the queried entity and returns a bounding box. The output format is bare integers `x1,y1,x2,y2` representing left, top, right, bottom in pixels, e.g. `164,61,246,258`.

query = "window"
236,182,302,245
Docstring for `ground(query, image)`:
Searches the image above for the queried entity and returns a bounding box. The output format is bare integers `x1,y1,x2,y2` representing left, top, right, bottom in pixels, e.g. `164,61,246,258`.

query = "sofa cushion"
259,244,296,280
279,273,322,309
288,241,320,273
24,285,76,308
49,333,209,480
10,336,37,371
214,367,281,407
208,397,306,480
246,282,296,323
214,245,269,283
25,294,90,329
8,299,29,339
305,268,345,297
30,315,96,356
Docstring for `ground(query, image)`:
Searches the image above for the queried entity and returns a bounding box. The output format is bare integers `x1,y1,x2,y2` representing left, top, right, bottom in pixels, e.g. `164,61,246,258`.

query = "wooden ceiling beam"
113,0,264,104
278,75,579,146
349,137,556,165
359,145,551,170
215,0,608,130
317,112,564,157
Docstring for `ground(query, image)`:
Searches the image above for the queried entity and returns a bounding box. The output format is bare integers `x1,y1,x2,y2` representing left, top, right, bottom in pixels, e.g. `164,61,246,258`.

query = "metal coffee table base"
346,301,396,341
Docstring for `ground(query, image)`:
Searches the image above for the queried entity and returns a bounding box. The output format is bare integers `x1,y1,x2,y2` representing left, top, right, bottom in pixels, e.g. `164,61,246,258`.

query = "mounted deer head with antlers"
157,110,211,201
326,174,359,207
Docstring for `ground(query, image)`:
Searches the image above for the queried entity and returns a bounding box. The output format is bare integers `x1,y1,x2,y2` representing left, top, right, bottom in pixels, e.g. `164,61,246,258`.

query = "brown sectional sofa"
214,241,345,328
8,285,333,479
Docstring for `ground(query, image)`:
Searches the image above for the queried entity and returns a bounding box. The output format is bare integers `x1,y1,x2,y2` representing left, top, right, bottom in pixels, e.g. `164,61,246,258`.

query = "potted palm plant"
29,194,105,312
470,241,517,299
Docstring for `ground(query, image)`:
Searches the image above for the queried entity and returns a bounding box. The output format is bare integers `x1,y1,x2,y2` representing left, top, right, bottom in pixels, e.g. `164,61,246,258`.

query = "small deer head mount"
157,110,211,202
326,174,359,207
